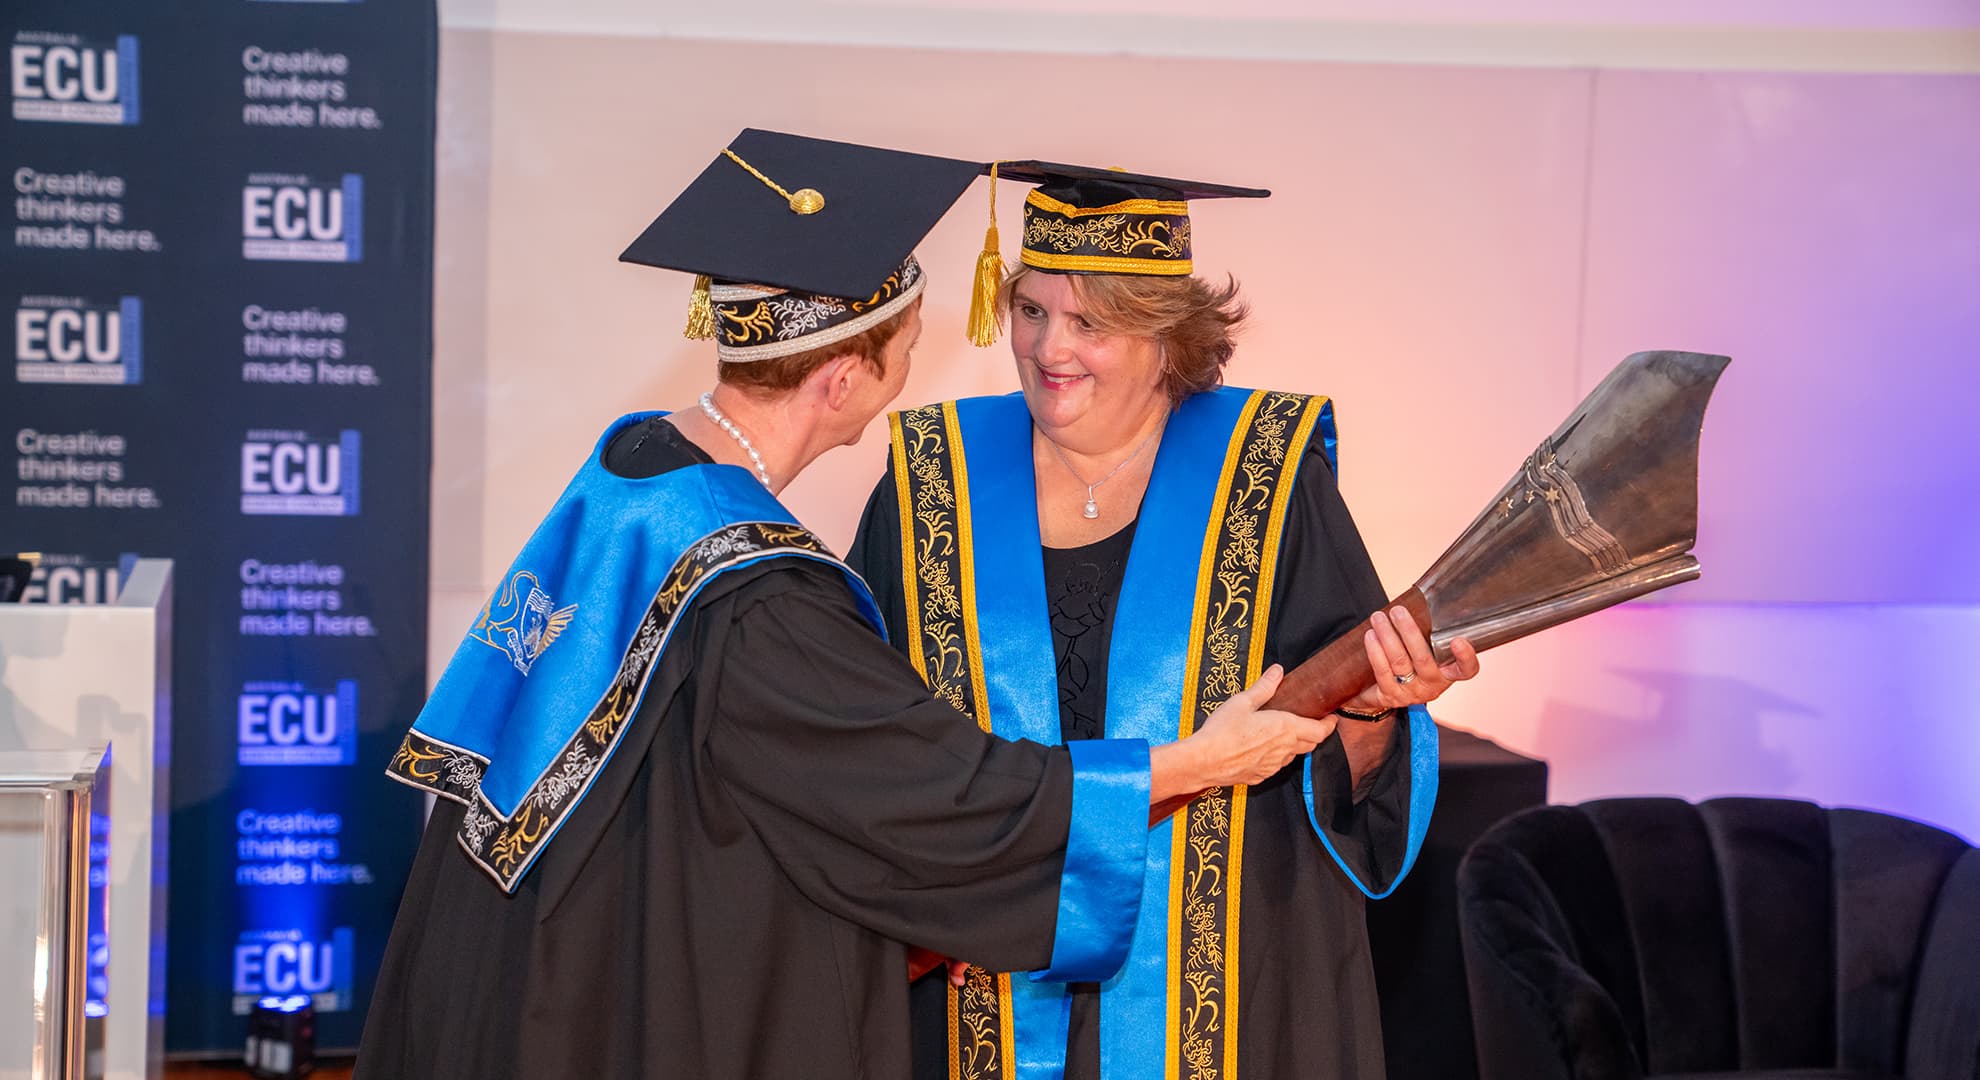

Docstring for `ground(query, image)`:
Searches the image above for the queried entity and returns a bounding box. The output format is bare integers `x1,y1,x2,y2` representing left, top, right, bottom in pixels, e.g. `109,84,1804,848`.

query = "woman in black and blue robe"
849,160,1481,1080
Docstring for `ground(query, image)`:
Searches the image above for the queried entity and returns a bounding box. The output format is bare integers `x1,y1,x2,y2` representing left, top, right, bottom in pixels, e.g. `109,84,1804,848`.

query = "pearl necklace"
1045,422,1164,519
698,391,771,490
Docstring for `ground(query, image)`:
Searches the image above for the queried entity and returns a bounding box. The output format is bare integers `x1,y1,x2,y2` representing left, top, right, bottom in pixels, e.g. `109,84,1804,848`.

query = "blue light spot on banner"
339,430,361,515
120,296,142,383
117,35,138,124
341,175,364,263
336,680,359,762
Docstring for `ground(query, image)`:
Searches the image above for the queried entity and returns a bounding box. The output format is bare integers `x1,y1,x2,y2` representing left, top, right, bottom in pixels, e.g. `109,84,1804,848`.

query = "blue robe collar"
386,412,880,891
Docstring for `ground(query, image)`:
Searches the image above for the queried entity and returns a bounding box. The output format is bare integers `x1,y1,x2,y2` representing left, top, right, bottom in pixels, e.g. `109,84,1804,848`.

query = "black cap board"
991,160,1270,204
620,128,984,301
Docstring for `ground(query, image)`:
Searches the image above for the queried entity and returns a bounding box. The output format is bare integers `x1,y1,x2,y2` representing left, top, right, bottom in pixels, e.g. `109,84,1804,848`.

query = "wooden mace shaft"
1148,588,1431,823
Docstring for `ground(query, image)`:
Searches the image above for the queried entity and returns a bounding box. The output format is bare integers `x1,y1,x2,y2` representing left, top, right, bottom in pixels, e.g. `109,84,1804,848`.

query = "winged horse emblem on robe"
470,570,578,675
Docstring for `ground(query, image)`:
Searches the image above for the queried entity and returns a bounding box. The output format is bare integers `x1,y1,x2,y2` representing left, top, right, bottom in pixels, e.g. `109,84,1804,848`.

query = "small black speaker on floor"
245,995,315,1078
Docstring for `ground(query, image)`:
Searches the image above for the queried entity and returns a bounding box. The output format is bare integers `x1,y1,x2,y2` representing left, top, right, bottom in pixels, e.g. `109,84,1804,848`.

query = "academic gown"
849,429,1417,1080
356,419,1131,1080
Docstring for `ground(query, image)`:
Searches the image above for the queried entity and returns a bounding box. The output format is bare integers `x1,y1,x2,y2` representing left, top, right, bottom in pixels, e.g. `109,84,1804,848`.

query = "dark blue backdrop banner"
2,0,436,1054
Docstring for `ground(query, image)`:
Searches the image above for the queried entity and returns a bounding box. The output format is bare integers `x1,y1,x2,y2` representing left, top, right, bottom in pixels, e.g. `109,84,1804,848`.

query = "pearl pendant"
1083,498,1099,519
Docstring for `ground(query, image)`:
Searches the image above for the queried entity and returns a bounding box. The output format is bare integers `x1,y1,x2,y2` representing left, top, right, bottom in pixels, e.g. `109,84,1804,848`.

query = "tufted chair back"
1457,798,1980,1080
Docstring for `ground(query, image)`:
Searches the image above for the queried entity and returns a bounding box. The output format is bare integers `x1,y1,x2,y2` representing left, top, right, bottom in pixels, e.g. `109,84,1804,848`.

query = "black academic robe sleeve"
699,560,1080,974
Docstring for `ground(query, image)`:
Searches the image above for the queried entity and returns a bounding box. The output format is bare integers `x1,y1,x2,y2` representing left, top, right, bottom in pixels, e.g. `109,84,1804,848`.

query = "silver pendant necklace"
698,391,772,490
1045,422,1163,519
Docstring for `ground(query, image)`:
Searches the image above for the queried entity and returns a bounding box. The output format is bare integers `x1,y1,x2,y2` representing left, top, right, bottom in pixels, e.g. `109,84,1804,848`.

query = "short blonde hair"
997,264,1248,406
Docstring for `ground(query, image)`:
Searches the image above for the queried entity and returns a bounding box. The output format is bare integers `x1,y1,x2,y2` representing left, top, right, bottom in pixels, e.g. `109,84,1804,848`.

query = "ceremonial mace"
1155,348,1731,821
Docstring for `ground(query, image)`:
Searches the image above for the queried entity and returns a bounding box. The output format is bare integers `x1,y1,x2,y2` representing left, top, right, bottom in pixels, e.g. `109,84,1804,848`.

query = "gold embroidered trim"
1251,398,1326,680
1023,206,1192,259
894,403,976,721
890,413,926,675
851,262,914,313
712,257,925,362
949,965,1015,1080
720,300,781,345
386,730,487,804
892,402,1012,1080
1020,250,1196,276
1025,189,1190,218
1167,390,1323,1080
385,520,835,893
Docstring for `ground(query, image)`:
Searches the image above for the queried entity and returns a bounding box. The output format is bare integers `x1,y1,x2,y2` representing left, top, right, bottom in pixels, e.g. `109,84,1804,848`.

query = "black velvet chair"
1456,797,1980,1080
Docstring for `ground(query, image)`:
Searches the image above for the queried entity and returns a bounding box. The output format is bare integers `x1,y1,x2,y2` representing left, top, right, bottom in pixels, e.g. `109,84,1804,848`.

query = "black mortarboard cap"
992,160,1271,205
619,128,982,300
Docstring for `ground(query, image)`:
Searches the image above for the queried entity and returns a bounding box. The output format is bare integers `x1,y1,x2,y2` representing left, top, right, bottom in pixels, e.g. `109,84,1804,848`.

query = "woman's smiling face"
1008,271,1166,440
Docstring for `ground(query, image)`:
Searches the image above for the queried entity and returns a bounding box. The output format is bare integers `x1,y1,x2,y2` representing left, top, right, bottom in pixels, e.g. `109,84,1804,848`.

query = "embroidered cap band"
992,160,1268,278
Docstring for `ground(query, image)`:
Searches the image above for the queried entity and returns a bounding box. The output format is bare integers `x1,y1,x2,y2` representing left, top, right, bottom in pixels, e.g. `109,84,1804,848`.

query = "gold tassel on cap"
966,162,1005,348
683,274,715,340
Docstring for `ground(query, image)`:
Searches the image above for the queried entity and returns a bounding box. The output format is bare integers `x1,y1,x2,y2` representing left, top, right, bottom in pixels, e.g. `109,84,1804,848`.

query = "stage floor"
167,1059,354,1079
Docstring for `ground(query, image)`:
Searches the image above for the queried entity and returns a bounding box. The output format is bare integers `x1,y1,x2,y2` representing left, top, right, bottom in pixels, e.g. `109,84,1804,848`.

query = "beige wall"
430,28,1980,838
439,0,1980,72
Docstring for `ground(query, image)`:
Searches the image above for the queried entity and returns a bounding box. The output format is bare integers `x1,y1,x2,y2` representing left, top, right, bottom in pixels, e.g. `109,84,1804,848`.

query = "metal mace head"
1418,350,1732,660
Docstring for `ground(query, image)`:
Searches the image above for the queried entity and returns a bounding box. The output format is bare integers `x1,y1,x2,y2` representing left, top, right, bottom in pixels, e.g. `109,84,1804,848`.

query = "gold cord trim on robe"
1167,390,1326,1080
892,402,1014,1080
385,520,835,893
